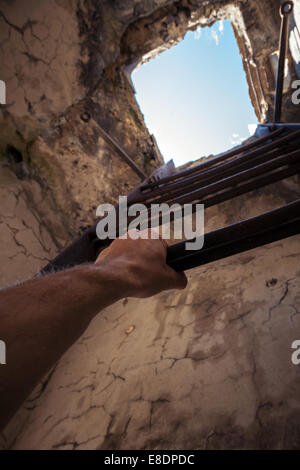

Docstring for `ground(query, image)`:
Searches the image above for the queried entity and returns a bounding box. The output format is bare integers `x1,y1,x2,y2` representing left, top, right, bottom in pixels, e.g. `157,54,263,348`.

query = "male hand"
95,229,187,298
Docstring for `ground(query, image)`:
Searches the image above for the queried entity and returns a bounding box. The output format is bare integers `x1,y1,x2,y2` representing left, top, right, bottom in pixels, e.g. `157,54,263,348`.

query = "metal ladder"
39,1,300,275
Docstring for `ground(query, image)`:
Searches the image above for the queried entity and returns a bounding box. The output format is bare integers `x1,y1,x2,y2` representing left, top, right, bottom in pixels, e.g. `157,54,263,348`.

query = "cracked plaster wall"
2,218,300,450
0,0,300,450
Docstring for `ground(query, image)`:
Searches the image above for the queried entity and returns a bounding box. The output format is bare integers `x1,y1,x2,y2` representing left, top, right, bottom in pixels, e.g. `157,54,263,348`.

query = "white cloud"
211,21,224,46
194,26,202,40
248,124,257,136
211,29,219,46
194,20,224,45
230,133,247,146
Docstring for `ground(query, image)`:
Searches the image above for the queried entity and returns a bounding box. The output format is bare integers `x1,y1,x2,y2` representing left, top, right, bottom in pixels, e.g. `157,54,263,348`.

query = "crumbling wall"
2,191,300,450
0,0,299,238
0,0,164,249
0,0,300,450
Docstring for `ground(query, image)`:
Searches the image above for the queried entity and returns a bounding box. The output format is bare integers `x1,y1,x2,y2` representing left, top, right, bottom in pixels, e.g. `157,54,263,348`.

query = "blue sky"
132,20,257,167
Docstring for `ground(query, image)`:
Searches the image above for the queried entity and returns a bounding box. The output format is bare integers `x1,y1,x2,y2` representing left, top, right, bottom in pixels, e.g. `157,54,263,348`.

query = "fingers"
128,228,168,254
175,271,188,289
94,229,188,296
128,228,168,245
165,266,188,290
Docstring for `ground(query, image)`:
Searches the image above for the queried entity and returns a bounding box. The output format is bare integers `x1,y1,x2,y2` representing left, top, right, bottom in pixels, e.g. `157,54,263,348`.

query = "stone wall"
2,186,300,450
0,0,300,450
1,0,299,239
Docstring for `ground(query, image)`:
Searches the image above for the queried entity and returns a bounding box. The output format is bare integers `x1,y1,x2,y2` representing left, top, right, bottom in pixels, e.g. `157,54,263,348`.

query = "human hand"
95,229,187,298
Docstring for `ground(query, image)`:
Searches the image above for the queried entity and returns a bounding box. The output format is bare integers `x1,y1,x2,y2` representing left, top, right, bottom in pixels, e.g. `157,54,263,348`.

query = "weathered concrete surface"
1,232,300,450
0,165,70,288
1,176,300,450
0,0,300,450
0,0,299,234
0,0,164,237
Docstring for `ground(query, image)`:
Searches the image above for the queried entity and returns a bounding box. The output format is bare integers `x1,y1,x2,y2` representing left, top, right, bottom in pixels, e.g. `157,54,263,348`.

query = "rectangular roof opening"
132,20,258,167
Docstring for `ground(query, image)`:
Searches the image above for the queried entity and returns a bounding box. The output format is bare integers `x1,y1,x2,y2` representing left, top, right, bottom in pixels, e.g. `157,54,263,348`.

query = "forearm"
0,230,187,432
0,263,125,431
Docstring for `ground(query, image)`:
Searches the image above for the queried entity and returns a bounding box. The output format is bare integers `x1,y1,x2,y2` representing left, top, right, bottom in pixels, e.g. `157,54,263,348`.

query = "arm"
0,230,187,431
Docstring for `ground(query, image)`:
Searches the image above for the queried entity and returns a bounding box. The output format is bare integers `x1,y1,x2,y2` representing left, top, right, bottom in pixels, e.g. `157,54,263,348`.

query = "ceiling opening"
132,20,258,167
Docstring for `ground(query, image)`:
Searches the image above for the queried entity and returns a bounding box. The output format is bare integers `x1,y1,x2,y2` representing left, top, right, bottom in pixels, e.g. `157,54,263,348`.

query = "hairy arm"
0,230,187,431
